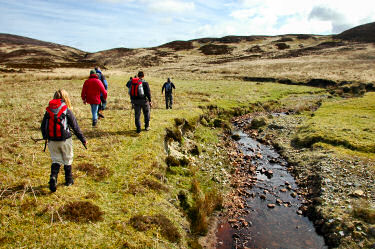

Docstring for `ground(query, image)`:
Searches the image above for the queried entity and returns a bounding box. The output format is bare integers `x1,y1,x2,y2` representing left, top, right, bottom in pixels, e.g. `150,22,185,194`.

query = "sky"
0,0,374,52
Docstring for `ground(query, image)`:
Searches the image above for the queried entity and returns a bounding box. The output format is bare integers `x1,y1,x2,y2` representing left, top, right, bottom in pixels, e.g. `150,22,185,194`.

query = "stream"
215,129,327,249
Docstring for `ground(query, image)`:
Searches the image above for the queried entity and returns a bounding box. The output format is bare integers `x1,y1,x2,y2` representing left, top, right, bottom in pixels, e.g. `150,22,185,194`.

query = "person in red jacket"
81,70,107,127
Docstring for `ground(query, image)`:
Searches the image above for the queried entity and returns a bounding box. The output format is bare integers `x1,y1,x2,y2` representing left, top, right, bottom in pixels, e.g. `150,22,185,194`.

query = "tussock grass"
59,201,104,223
129,214,181,243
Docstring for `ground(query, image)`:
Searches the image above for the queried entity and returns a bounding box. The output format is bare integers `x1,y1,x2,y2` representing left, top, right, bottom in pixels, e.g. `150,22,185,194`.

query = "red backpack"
45,99,69,140
129,77,144,98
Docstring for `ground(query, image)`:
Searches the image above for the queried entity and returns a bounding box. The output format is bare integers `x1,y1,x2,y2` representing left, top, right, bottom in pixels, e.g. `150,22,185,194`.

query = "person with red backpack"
81,70,107,127
41,89,87,192
129,71,152,133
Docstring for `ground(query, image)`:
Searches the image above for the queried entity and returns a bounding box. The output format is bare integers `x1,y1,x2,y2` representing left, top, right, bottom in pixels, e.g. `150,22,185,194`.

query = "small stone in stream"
256,153,263,159
276,199,283,204
218,242,223,246
297,210,303,215
263,190,269,194
260,194,266,200
243,221,249,227
228,219,237,223
284,204,289,207
291,192,297,198
265,170,273,177
285,181,290,186
267,204,276,208
287,185,292,190
250,193,256,198
280,189,287,192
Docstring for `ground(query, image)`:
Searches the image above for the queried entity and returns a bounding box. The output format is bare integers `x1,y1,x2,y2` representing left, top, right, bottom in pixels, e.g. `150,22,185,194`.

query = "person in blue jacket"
95,67,108,119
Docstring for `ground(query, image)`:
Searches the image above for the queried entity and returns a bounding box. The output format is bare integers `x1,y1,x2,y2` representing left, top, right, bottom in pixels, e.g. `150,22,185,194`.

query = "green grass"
294,92,375,155
0,72,333,248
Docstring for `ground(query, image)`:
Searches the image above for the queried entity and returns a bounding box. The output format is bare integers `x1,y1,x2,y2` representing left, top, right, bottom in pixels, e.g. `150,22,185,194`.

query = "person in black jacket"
41,89,87,192
161,78,175,109
130,71,152,133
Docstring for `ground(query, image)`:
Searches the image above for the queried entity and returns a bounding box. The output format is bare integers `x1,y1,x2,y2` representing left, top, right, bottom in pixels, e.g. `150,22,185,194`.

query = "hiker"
41,89,87,192
126,77,132,89
161,78,175,109
130,71,152,133
95,67,108,119
81,69,107,127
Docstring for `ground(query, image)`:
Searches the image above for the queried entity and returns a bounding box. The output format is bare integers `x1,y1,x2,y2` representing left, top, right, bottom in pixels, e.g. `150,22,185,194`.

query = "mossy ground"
0,70,371,248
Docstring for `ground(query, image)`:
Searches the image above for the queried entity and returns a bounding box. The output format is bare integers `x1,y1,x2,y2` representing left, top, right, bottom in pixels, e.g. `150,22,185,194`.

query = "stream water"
216,129,327,249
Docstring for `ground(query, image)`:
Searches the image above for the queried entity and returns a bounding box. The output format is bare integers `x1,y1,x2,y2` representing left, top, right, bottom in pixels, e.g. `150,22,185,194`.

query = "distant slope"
336,22,375,43
0,33,97,69
1,22,374,70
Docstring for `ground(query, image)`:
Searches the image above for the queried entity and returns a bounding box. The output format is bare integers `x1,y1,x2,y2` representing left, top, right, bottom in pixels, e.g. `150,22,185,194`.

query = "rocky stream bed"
208,113,375,249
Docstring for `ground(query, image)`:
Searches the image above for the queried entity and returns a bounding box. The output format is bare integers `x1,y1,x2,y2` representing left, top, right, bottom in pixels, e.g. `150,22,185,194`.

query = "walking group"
41,69,176,192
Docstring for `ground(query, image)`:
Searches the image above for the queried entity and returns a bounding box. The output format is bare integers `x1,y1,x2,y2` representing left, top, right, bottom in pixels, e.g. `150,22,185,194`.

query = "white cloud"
148,0,195,13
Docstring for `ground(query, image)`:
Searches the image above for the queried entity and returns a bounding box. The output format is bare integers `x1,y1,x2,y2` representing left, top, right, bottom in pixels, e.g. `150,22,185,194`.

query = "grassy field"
294,92,375,158
0,70,373,248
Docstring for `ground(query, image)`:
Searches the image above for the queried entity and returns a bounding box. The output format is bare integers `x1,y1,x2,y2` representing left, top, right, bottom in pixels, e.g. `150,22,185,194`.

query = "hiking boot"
92,119,98,127
145,126,150,131
64,165,74,186
136,128,141,133
98,111,104,119
49,176,57,192
49,163,60,192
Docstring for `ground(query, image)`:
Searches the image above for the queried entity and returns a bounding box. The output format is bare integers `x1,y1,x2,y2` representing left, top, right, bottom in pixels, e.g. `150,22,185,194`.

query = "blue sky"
1,0,374,52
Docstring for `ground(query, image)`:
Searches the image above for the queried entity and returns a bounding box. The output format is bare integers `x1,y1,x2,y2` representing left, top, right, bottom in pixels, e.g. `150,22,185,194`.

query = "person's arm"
172,83,176,89
67,109,86,145
40,112,48,139
144,82,151,103
81,82,87,104
98,80,107,100
102,75,108,90
162,83,165,93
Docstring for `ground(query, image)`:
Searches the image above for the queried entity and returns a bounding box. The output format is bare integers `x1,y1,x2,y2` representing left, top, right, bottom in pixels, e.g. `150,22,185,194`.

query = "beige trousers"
48,138,73,165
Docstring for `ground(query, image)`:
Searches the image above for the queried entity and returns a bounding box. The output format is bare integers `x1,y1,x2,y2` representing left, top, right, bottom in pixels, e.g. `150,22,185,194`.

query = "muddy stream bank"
215,123,327,248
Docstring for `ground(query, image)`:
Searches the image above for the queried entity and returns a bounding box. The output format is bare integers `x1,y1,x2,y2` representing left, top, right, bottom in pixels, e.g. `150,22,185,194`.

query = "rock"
276,199,283,204
280,188,287,192
291,192,297,198
267,204,276,208
228,219,237,223
265,170,273,177
285,181,290,186
260,194,266,200
297,210,303,215
352,189,365,197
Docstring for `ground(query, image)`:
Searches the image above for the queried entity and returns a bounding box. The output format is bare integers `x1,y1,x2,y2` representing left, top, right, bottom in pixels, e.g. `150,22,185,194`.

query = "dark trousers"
165,93,173,109
99,96,107,111
133,99,150,130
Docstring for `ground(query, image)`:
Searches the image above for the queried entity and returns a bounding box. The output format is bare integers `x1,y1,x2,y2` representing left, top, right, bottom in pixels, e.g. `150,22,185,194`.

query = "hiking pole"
31,137,45,143
31,137,48,152
43,140,48,152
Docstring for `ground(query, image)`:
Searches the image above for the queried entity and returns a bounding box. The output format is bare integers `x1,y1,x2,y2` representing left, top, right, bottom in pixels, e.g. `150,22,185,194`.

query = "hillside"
0,22,375,82
0,34,96,69
336,21,375,43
